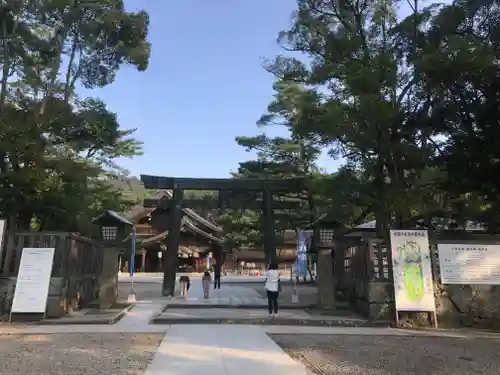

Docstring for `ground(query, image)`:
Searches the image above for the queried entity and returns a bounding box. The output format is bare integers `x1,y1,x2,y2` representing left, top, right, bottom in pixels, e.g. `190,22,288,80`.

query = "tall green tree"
263,0,447,236
0,0,151,233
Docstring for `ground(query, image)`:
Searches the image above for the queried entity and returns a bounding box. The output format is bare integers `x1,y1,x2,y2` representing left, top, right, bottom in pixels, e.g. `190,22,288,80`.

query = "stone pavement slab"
119,273,291,284
5,304,134,325
0,301,168,334
152,307,376,327
144,325,310,375
161,280,314,309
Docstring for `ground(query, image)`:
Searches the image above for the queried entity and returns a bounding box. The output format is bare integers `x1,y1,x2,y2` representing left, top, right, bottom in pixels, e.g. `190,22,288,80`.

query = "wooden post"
213,245,222,275
262,188,277,265
163,185,183,296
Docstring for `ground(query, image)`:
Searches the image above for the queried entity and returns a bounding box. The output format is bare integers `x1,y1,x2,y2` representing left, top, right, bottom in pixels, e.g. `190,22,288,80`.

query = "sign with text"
11,248,55,314
390,230,436,312
438,244,500,284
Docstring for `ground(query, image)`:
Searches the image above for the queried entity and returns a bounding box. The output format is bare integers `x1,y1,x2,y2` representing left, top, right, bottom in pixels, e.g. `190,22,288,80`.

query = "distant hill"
109,176,148,205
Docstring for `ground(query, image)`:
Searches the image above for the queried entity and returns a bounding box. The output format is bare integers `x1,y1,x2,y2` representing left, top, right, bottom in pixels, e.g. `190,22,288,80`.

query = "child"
202,270,211,299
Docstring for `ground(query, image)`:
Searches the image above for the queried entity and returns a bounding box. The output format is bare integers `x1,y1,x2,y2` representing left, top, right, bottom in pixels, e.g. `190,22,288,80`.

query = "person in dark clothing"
213,263,221,290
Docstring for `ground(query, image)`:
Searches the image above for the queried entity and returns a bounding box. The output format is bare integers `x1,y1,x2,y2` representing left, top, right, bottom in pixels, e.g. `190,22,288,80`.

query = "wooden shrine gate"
141,175,306,296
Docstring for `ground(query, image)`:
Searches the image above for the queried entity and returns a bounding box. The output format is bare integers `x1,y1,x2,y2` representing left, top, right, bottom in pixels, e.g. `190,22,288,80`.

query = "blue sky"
79,0,419,178
78,0,340,178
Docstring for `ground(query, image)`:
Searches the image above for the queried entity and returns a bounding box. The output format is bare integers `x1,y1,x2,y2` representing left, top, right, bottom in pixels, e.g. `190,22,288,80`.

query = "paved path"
144,325,310,375
121,278,271,306
176,279,268,306
3,296,500,374
119,273,293,284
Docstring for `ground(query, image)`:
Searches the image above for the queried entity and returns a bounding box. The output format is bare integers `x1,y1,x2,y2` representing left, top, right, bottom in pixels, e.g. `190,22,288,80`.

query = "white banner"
11,248,55,314
390,230,436,312
438,243,500,284
0,219,6,267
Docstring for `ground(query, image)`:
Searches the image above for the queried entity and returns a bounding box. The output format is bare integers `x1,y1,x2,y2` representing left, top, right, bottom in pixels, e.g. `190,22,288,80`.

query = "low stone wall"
0,276,71,318
434,283,500,328
357,281,500,328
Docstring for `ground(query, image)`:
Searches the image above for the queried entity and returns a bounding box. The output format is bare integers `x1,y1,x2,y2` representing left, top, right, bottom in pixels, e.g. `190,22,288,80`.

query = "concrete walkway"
119,273,293,284
175,279,268,306
3,299,500,375
144,325,310,375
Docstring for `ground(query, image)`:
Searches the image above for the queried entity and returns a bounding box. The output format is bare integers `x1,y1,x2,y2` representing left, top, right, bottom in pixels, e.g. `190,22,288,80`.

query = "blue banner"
295,231,308,277
130,226,136,276
207,252,212,269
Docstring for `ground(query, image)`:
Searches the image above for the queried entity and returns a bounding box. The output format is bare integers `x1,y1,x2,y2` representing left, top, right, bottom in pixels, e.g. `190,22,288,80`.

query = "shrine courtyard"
0,309,499,375
0,277,497,375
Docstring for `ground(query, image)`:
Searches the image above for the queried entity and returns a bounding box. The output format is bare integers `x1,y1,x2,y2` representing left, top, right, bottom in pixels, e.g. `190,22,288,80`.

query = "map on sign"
390,230,435,312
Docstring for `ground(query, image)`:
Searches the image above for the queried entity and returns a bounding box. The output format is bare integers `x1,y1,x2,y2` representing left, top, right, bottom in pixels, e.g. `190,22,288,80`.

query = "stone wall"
334,234,500,328
361,281,500,329
0,276,68,318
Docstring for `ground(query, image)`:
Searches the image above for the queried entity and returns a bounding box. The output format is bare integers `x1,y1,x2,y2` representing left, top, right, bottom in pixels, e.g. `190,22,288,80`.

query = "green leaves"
0,0,151,232
227,0,500,237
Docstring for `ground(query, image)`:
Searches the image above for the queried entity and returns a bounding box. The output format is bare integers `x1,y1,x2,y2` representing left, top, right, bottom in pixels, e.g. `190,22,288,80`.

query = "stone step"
151,315,390,327
163,302,316,309
151,308,389,327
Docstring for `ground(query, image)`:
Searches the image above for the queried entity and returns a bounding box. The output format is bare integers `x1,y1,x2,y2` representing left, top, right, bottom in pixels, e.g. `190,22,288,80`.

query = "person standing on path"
213,262,221,290
265,261,280,318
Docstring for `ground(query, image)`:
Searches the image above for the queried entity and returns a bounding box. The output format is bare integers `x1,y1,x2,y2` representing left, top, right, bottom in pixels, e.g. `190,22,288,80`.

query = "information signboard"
390,230,436,312
437,243,500,284
11,248,55,315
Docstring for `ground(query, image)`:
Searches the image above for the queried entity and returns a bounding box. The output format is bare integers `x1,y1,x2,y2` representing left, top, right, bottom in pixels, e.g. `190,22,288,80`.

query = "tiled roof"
93,210,134,225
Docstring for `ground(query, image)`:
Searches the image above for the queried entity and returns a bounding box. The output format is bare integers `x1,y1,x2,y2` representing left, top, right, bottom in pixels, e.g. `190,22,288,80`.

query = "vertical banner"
390,230,436,312
295,231,308,277
0,219,6,272
129,226,136,277
207,252,212,270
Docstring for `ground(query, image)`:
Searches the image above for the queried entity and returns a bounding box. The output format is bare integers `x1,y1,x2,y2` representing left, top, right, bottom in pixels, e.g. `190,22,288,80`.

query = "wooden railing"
0,231,105,311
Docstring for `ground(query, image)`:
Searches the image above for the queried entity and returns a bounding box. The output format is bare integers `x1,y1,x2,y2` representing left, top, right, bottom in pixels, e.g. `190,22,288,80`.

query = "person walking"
179,275,190,298
202,270,212,299
265,261,280,318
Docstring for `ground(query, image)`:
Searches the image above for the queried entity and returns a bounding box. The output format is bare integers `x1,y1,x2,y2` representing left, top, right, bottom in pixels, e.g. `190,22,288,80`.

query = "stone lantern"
306,212,341,310
93,210,133,246
92,210,134,308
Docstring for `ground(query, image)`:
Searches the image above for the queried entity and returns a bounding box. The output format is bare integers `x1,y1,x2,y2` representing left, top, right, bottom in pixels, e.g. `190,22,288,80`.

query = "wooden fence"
0,232,104,314
333,237,393,319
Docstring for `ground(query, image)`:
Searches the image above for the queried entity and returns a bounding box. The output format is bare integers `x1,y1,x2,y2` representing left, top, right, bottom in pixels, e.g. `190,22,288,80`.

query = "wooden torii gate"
140,175,306,296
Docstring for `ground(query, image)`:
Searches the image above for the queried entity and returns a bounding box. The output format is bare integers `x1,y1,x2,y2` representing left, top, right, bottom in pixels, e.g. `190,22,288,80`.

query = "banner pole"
127,226,136,303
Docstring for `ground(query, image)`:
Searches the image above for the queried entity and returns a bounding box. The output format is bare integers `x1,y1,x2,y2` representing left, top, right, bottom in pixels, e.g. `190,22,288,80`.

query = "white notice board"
390,230,436,312
438,244,500,284
11,248,55,314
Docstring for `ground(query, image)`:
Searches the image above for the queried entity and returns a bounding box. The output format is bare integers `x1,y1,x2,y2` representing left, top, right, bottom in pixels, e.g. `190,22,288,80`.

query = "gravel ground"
0,333,163,375
271,334,500,375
